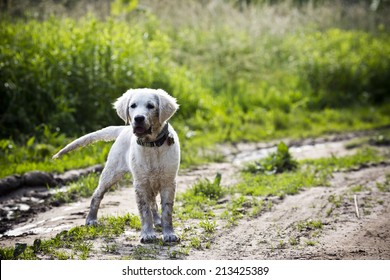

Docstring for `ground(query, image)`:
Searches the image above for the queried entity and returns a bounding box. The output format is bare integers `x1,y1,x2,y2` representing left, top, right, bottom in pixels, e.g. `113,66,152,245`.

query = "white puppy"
53,88,180,243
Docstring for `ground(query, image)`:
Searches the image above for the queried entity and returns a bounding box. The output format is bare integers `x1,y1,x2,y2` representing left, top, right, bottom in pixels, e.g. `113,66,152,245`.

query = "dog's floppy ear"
157,89,179,125
113,89,133,124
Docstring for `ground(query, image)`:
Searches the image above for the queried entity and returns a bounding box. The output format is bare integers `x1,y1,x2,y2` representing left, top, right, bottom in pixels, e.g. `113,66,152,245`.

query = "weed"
191,173,224,200
101,243,118,254
244,142,298,175
297,220,323,232
131,245,158,260
225,216,238,227
54,250,72,260
277,240,286,249
190,237,202,250
363,209,372,216
289,237,299,246
326,207,334,217
328,194,343,208
249,199,265,217
177,173,224,219
377,174,390,192
220,195,251,225
305,240,317,246
350,185,364,193
52,173,100,203
199,219,217,233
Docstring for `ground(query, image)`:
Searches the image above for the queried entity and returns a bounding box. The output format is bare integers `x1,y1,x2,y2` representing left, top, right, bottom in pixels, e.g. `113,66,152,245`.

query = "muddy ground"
0,132,389,259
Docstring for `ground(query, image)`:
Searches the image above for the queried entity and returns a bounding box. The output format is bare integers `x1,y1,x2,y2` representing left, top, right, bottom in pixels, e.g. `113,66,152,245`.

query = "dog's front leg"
135,185,157,243
161,185,179,243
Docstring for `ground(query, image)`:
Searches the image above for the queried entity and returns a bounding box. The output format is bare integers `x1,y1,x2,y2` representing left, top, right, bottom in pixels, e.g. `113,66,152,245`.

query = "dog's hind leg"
86,131,130,226
86,168,126,226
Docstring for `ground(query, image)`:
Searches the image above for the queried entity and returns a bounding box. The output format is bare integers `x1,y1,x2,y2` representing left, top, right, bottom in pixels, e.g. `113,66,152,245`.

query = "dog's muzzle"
133,126,152,137
133,115,152,137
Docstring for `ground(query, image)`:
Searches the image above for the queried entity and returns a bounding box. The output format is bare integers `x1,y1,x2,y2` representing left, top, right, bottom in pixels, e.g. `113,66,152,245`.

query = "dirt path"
189,165,390,259
1,133,389,259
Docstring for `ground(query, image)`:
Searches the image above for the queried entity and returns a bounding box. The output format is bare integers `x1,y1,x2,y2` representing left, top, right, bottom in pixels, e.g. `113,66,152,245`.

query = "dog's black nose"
134,115,145,123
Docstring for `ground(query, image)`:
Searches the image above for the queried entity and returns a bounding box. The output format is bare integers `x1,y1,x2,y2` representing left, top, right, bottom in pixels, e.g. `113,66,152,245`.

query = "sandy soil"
1,133,389,260
189,165,390,260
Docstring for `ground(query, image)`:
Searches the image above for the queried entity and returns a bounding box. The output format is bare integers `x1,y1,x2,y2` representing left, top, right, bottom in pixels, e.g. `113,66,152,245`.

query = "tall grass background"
0,0,389,177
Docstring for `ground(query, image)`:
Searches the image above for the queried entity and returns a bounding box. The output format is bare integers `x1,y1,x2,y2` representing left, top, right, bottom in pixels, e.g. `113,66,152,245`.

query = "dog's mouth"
133,126,152,138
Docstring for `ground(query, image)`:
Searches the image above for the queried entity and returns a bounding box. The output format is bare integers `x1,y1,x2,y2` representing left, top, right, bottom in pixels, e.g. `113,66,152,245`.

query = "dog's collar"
136,123,173,147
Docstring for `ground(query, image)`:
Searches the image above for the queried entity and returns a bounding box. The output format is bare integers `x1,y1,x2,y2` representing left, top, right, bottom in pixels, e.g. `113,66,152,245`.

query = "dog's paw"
140,233,158,243
163,233,180,243
86,218,98,226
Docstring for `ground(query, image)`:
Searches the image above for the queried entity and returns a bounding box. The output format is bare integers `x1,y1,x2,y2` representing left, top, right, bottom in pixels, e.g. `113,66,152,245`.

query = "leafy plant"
191,173,223,200
244,142,298,175
199,219,217,233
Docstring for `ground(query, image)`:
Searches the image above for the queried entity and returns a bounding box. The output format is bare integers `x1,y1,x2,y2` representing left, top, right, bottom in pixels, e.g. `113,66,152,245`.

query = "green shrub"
190,173,223,200
0,15,205,139
244,142,298,174
285,29,390,107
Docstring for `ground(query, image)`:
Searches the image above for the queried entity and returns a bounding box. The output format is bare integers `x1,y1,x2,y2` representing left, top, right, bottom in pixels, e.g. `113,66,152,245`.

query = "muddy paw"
86,218,98,226
163,233,180,243
140,233,157,243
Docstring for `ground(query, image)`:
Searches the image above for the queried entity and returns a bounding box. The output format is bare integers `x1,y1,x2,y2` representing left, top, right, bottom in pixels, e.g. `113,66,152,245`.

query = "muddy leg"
161,185,179,243
86,168,125,225
135,186,157,243
86,133,130,226
151,199,162,228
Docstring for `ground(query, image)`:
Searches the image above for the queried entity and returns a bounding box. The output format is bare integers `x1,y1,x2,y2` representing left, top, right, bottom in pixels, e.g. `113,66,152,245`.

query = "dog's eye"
130,103,137,109
146,103,155,110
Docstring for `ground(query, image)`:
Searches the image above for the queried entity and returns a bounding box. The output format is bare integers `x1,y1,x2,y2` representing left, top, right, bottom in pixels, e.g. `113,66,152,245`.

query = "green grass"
176,173,225,219
199,219,217,234
297,220,323,232
236,147,384,198
0,213,141,260
51,173,101,203
377,174,390,192
0,134,111,178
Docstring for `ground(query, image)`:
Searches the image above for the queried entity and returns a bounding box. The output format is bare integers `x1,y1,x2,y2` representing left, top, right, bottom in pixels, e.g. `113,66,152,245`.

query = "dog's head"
113,88,179,138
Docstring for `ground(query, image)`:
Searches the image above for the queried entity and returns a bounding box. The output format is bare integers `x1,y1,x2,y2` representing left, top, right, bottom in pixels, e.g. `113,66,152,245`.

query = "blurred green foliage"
0,1,389,176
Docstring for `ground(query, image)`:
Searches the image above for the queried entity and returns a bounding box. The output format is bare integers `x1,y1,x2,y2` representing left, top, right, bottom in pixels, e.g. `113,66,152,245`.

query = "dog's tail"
52,126,126,159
